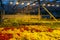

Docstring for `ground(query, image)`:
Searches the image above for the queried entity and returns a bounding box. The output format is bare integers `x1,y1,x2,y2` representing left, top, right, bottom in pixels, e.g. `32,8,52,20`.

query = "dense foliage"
0,25,60,40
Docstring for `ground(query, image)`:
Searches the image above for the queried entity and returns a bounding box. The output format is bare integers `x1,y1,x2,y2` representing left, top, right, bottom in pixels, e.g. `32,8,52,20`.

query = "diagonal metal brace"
42,6,57,21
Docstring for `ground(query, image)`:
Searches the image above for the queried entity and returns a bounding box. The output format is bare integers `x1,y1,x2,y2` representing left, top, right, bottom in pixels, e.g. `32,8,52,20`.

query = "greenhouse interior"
0,0,60,40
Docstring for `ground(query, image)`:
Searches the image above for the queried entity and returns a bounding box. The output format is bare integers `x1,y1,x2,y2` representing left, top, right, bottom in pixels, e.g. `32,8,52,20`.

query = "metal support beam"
0,0,2,24
42,6,57,21
37,0,41,20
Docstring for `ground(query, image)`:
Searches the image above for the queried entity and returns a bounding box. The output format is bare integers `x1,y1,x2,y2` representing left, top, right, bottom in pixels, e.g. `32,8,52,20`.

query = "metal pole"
37,0,41,20
42,6,57,21
0,0,3,24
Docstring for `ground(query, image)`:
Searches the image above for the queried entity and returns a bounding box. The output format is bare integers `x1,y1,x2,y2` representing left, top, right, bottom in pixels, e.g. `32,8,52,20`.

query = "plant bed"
0,26,60,40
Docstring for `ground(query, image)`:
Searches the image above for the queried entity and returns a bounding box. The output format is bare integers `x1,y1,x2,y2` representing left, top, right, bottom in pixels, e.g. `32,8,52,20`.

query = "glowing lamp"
27,3,30,5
